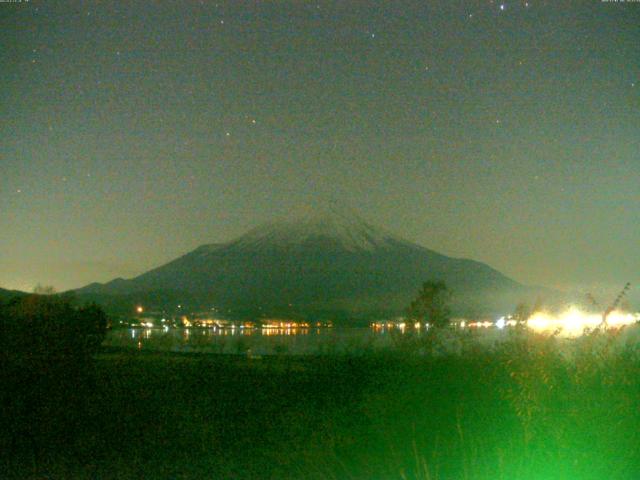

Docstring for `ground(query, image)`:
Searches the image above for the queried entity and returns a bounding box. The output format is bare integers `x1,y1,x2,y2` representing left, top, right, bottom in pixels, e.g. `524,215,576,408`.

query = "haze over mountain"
76,207,552,320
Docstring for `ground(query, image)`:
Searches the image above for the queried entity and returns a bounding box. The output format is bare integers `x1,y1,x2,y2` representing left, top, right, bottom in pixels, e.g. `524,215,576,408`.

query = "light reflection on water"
105,323,640,356
106,326,397,355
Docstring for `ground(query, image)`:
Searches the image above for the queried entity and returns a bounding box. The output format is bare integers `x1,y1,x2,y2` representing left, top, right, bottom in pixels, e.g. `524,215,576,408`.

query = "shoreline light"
527,307,638,337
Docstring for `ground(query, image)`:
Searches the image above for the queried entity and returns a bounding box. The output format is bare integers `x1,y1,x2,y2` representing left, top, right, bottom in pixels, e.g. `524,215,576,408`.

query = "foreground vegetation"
2,296,640,479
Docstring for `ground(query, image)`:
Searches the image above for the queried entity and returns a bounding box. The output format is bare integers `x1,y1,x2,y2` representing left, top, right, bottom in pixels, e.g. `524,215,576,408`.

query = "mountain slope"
76,208,547,319
0,287,27,303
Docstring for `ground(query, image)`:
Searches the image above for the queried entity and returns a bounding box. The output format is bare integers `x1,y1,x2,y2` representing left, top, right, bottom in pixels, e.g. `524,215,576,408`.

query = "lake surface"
106,326,387,355
104,322,640,356
104,325,518,355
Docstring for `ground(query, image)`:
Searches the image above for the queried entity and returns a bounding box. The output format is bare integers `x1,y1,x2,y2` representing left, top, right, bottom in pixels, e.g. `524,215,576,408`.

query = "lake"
104,324,526,356
104,320,640,356
106,326,391,355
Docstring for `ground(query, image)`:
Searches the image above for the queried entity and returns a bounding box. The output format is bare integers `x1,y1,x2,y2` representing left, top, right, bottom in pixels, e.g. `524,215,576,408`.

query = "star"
500,4,506,11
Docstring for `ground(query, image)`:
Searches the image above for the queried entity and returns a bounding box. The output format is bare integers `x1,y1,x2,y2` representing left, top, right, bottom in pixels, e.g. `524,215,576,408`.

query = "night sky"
1,1,639,300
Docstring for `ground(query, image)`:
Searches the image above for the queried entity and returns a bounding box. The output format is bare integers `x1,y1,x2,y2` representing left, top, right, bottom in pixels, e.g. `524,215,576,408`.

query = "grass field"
1,328,639,479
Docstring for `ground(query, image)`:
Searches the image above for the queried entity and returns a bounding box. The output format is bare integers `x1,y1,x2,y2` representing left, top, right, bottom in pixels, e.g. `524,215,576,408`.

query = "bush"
0,295,108,467
0,294,108,363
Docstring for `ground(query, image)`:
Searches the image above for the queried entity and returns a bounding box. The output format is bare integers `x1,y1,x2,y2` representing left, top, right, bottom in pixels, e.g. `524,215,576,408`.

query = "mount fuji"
75,207,546,320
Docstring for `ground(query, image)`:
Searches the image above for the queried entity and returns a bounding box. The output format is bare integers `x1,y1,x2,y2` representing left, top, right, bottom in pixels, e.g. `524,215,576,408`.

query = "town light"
526,307,637,337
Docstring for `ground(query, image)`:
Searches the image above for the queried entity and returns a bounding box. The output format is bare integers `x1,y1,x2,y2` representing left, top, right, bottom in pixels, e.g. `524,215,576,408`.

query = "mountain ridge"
75,209,552,319
0,287,28,302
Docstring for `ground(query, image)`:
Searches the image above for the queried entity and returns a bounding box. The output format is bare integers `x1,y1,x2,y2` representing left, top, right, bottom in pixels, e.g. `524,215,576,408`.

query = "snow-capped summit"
231,204,401,252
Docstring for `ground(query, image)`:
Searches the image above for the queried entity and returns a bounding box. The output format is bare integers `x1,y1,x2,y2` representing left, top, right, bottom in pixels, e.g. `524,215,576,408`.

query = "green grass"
1,329,640,479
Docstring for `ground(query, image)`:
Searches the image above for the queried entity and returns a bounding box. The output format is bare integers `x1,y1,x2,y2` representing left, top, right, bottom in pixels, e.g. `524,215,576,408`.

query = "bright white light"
526,307,638,337
496,317,506,329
